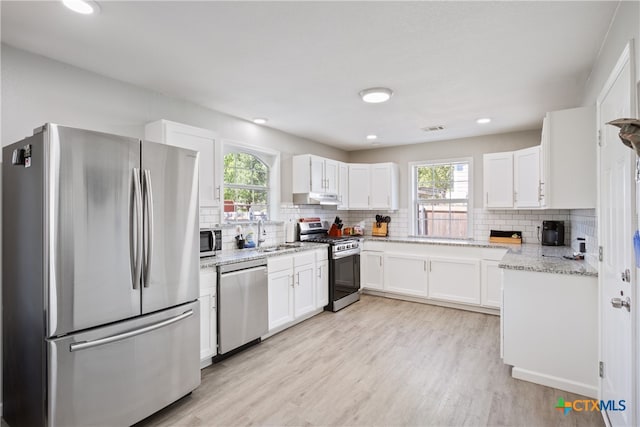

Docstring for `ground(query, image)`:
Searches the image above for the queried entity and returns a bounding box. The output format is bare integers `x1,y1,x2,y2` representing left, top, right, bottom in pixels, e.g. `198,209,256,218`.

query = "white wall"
581,1,640,107
348,129,542,208
1,44,349,203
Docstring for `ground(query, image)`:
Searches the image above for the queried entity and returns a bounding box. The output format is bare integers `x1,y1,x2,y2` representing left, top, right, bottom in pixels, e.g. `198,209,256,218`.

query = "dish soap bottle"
244,225,256,248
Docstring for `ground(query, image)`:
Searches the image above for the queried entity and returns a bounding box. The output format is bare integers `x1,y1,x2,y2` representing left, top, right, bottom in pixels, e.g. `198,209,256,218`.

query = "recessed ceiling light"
476,117,492,124
359,87,393,103
366,134,378,140
62,0,100,15
253,118,268,125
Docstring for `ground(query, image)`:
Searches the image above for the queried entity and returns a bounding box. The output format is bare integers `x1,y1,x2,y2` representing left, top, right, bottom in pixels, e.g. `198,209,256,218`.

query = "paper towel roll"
285,221,296,242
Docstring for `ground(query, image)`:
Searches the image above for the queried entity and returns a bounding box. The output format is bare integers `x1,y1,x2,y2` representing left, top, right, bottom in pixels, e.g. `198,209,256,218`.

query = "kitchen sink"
258,242,302,253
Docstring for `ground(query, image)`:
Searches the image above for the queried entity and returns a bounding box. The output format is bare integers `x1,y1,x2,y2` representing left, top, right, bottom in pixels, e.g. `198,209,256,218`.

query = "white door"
370,164,391,208
514,146,541,208
428,257,480,304
324,159,339,194
338,162,349,209
348,164,371,208
268,269,294,330
384,253,428,297
310,155,325,193
483,152,514,208
598,42,635,427
294,263,316,318
361,251,384,290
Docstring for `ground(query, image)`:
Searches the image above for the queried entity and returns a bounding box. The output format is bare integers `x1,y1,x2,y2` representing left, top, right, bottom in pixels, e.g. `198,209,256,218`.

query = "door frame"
596,39,637,426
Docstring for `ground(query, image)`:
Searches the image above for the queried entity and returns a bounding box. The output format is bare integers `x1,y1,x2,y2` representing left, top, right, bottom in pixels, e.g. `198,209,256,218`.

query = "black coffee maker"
542,220,564,246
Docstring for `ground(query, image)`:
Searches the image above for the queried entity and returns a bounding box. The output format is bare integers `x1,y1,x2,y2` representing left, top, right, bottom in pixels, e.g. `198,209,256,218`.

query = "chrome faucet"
257,219,267,247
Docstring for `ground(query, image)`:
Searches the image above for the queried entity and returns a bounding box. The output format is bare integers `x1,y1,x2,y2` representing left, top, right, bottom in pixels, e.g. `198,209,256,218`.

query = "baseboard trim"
511,367,598,398
362,289,500,316
261,307,324,340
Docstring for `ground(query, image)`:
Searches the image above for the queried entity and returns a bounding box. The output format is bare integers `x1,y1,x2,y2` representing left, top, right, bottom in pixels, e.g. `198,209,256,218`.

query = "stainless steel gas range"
298,220,361,312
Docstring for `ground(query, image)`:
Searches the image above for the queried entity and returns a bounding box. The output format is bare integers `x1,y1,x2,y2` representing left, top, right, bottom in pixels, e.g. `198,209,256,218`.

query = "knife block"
372,222,388,237
328,224,342,237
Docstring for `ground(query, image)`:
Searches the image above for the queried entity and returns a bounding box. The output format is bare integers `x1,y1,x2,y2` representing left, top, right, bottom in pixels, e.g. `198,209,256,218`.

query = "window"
411,159,472,238
224,151,270,221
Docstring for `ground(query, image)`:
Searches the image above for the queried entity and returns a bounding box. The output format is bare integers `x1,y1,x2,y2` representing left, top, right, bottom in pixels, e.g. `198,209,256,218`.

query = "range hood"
292,192,340,206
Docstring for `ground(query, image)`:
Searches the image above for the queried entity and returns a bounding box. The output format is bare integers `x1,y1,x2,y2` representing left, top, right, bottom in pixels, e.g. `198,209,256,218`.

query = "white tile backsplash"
198,204,598,265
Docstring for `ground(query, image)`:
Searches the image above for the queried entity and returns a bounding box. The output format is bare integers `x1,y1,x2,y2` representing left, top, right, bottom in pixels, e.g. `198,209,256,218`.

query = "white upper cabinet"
337,162,349,210
483,152,514,208
347,164,371,209
145,120,221,208
348,163,399,210
292,154,339,195
540,106,596,209
513,146,541,208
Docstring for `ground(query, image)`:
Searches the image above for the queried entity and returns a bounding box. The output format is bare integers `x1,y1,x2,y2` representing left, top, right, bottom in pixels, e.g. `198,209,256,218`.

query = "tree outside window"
414,160,470,238
224,152,269,221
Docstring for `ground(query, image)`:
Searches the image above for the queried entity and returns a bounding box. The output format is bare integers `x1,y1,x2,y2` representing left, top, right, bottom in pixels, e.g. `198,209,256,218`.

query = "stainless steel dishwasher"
218,259,268,355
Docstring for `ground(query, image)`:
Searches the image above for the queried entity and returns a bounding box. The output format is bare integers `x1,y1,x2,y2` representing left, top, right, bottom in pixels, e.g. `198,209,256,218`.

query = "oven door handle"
332,249,361,260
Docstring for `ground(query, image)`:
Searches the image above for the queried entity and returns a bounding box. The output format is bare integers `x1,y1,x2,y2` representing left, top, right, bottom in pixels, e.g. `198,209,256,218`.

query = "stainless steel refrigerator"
2,124,201,426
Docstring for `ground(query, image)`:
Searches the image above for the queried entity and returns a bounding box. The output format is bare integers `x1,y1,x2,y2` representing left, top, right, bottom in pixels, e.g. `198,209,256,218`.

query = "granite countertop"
200,242,328,269
365,235,518,249
364,236,598,277
498,244,598,277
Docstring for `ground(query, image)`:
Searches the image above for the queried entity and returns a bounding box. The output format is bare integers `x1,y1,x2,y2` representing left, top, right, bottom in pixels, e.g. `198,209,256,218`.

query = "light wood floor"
138,295,603,427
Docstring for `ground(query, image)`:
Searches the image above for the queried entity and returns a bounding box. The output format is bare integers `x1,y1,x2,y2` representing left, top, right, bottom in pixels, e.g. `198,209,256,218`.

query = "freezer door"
141,140,199,313
48,302,200,427
46,125,142,337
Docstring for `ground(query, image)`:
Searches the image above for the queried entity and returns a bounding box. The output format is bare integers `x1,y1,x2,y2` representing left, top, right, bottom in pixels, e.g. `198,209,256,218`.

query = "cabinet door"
483,152,514,208
514,146,541,208
325,159,339,194
338,162,349,209
268,269,294,330
384,253,428,297
199,269,217,366
163,122,219,208
370,164,392,208
199,287,216,365
316,260,329,308
481,260,502,308
310,155,325,193
361,251,384,290
294,263,316,318
348,164,371,208
428,258,480,304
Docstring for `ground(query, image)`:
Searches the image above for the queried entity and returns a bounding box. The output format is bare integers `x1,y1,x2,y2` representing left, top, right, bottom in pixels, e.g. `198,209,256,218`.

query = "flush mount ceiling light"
359,87,393,103
253,118,268,125
366,134,378,140
62,0,100,15
476,117,492,124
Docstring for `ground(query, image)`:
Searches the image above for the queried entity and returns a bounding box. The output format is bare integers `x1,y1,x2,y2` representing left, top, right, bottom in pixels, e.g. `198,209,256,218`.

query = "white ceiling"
1,1,617,151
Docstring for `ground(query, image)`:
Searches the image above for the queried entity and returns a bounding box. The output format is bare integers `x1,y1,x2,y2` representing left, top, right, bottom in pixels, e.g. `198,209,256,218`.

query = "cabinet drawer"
294,252,315,267
315,248,329,262
268,255,293,272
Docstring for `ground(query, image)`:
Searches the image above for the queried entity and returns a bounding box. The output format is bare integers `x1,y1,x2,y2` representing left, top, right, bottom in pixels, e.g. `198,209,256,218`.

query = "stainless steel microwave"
200,229,222,257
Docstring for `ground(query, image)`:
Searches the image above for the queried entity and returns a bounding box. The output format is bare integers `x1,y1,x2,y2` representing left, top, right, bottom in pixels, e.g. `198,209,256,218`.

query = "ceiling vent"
422,125,445,132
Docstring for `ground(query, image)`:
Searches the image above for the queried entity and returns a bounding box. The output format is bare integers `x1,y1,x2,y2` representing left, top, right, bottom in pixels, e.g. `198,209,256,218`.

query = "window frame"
408,157,474,239
222,139,280,223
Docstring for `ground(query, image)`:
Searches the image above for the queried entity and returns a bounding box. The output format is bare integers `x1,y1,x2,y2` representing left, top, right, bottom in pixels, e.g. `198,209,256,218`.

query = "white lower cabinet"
502,269,598,397
315,249,329,308
481,260,502,308
428,258,480,305
361,251,384,290
362,242,506,311
384,253,428,297
294,252,316,318
199,269,217,368
268,252,320,332
267,256,295,331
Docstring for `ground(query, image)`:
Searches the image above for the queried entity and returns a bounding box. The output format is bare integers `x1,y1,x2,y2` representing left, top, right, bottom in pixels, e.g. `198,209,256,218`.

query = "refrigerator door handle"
131,168,144,289
69,309,194,352
143,169,154,288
